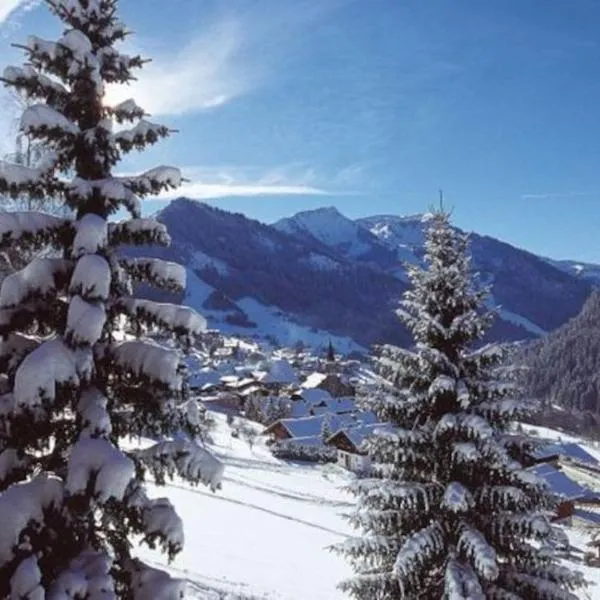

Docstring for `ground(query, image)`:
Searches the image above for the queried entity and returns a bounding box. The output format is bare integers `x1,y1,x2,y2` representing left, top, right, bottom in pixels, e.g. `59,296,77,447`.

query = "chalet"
264,413,357,442
310,397,357,416
253,359,298,392
302,372,355,398
188,367,221,393
527,463,600,521
531,442,599,469
327,423,390,474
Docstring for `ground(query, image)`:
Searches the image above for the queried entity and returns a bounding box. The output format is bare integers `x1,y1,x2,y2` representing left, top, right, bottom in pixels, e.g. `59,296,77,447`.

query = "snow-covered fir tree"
335,210,583,599
0,0,223,597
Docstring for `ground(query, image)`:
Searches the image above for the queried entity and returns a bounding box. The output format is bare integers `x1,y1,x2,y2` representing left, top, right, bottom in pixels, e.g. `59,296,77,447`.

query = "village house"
301,372,355,398
530,441,600,470
326,422,392,474
526,462,600,521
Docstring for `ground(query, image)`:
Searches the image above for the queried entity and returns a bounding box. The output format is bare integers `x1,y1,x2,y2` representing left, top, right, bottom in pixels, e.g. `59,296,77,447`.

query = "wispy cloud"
158,165,331,199
0,1,27,25
521,191,596,201
105,18,261,115
105,1,344,116
0,0,38,28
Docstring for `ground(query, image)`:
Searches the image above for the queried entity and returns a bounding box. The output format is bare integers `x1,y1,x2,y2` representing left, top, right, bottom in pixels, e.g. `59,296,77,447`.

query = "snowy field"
137,413,355,599
135,413,600,599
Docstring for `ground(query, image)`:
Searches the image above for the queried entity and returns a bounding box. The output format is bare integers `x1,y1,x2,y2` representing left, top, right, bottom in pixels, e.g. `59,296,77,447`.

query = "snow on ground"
133,415,600,599
137,413,355,599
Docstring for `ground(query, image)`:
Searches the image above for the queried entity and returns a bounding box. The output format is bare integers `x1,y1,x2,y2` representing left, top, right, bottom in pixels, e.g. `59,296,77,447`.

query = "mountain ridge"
151,198,594,350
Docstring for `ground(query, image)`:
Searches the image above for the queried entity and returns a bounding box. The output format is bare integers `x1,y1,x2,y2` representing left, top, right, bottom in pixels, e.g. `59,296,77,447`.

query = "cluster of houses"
187,339,600,563
187,341,381,472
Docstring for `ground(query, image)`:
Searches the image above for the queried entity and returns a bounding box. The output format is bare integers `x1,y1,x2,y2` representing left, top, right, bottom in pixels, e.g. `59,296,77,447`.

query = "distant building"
526,463,600,521
302,372,355,398
327,423,392,475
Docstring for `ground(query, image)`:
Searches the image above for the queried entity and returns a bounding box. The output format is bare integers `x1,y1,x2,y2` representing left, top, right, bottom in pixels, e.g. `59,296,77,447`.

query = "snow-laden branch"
108,218,170,248
0,258,72,309
119,166,182,197
134,439,223,491
67,437,134,503
114,120,172,152
69,254,111,301
72,213,107,258
119,257,186,294
0,211,70,253
111,339,183,389
0,473,64,564
116,298,206,337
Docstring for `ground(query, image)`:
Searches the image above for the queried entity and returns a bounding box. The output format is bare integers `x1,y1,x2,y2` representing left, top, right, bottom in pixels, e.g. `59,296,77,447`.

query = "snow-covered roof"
331,423,393,452
289,400,311,419
254,359,298,385
226,377,256,390
528,464,598,501
533,442,598,466
239,384,267,397
299,388,332,405
278,435,325,448
273,413,356,439
189,367,221,389
573,509,600,526
302,373,328,389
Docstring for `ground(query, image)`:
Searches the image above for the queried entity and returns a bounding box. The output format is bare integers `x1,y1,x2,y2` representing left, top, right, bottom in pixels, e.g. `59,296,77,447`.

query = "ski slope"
137,413,355,599
136,413,600,599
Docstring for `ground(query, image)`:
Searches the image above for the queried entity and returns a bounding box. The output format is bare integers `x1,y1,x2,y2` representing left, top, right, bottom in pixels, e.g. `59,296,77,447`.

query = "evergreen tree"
321,413,332,442
335,211,583,599
0,1,223,597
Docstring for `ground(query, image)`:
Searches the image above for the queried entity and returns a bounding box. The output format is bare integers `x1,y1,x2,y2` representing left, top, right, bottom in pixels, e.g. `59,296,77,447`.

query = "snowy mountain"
152,198,593,350
274,207,398,269
545,257,600,286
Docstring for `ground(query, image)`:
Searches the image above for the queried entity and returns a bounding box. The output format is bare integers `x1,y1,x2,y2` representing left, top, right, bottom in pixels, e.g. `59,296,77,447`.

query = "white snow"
121,298,206,336
77,387,112,438
14,337,78,408
182,269,364,354
10,555,43,600
0,211,67,246
190,250,229,275
486,294,547,336
49,551,115,600
66,295,106,346
113,340,183,389
128,560,186,600
0,258,71,308
121,166,182,196
130,412,354,599
0,473,64,564
21,104,79,136
108,218,170,247
275,207,371,258
134,440,223,491
115,120,168,146
0,161,45,190
73,214,108,257
122,258,186,292
67,438,134,503
69,254,111,301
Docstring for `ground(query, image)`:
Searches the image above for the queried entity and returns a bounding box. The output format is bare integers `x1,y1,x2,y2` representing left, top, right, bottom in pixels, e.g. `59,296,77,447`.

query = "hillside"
523,291,600,419
151,198,593,350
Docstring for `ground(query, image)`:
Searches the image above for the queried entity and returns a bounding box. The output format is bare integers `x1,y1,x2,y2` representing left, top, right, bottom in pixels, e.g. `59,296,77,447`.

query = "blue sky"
1,1,600,262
